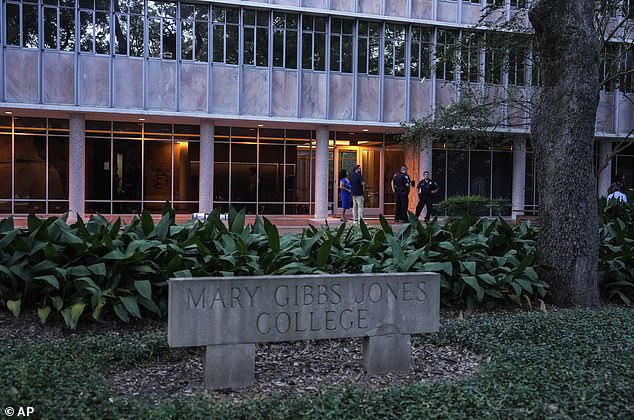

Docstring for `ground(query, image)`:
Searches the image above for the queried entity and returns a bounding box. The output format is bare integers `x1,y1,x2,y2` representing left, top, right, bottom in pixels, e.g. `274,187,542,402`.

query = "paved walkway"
8,213,523,233
8,214,410,234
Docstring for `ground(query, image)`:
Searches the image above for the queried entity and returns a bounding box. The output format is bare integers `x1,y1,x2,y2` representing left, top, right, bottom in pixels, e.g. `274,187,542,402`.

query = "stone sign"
168,272,440,390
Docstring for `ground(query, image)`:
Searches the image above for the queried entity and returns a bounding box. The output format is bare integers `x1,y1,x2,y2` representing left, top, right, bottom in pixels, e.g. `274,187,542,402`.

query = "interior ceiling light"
257,124,264,127
362,129,369,132
4,111,12,115
138,118,145,121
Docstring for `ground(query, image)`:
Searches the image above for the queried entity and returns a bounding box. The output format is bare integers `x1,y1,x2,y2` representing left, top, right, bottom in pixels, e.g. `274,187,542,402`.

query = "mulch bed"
1,311,481,403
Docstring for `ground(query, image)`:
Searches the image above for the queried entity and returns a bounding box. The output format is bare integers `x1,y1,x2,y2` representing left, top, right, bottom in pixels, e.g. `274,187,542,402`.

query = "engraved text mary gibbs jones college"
168,272,440,390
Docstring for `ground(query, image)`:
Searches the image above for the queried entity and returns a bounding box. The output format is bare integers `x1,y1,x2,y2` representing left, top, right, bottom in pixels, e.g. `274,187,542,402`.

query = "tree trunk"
528,1,601,307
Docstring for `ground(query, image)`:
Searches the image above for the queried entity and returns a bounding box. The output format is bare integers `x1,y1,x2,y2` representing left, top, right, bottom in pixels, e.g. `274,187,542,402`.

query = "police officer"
391,165,412,222
415,170,439,222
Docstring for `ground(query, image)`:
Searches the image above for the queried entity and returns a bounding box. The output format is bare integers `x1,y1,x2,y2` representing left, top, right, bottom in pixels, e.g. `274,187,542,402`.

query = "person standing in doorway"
350,164,365,223
391,165,412,222
416,170,439,222
339,169,352,222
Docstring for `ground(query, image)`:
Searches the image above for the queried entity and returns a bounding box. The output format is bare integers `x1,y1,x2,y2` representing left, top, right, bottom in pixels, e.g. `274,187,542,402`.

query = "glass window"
113,0,144,57
173,140,199,202
22,1,39,49
86,137,112,201
302,16,326,71
330,18,353,73
144,140,173,204
384,24,406,77
470,151,491,199
48,137,69,200
79,0,111,54
273,12,298,69
358,21,380,75
411,26,431,79
14,135,47,200
147,0,176,59
485,35,503,85
436,29,456,81
212,6,239,64
510,0,526,8
0,135,11,200
508,45,527,86
446,150,468,196
487,0,504,7
5,2,21,46
243,9,269,67
460,31,481,83
181,3,208,62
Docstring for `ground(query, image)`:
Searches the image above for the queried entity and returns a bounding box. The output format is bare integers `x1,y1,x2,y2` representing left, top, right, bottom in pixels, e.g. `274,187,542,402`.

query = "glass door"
334,147,383,216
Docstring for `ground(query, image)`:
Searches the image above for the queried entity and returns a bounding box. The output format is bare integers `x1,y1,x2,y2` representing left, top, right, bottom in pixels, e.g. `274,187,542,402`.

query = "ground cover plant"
0,206,545,328
1,307,632,418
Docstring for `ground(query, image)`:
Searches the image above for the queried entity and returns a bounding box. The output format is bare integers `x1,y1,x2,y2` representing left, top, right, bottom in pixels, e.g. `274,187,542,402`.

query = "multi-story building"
0,0,631,219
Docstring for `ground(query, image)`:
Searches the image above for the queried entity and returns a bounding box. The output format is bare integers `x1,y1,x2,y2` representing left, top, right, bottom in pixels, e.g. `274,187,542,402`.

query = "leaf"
463,276,484,301
155,212,172,241
120,296,142,319
515,278,534,293
478,273,497,285
6,300,21,318
388,236,405,263
134,280,152,300
230,207,246,234
264,217,280,252
87,263,107,277
422,261,453,276
51,296,64,311
315,239,332,268
173,269,192,278
462,261,477,275
0,229,19,253
514,254,535,274
62,302,86,330
454,215,471,239
33,275,60,290
359,218,371,239
37,306,51,324
379,214,393,236
140,210,155,236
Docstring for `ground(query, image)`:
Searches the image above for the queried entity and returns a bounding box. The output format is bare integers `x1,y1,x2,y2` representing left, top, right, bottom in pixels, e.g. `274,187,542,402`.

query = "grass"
1,307,633,419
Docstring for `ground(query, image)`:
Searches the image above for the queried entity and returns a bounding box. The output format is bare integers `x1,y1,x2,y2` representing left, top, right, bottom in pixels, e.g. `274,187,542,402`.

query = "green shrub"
436,196,512,218
0,205,547,328
598,197,634,304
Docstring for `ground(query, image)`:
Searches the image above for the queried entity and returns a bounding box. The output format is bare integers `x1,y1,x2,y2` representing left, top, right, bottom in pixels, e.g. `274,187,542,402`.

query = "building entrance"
334,147,382,216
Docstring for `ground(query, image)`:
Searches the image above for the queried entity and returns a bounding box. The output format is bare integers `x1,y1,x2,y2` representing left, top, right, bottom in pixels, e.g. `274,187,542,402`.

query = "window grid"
301,15,326,71
329,17,353,73
212,6,239,64
436,29,456,81
114,0,144,56
180,2,208,62
460,31,481,83
272,12,297,69
242,8,268,67
79,0,110,54
410,26,431,79
357,20,380,75
384,23,406,77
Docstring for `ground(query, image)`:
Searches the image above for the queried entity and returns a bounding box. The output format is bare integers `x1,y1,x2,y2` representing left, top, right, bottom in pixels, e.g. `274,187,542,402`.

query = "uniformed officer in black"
391,165,412,222
415,170,439,222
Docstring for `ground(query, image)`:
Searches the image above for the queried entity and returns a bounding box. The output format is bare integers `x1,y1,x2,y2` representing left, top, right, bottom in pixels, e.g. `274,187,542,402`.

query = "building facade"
0,0,631,218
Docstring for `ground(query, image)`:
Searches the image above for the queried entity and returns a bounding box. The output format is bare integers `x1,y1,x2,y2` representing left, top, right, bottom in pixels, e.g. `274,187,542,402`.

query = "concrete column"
314,126,329,220
598,139,612,198
68,113,85,220
512,138,526,220
418,142,433,181
199,120,214,214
